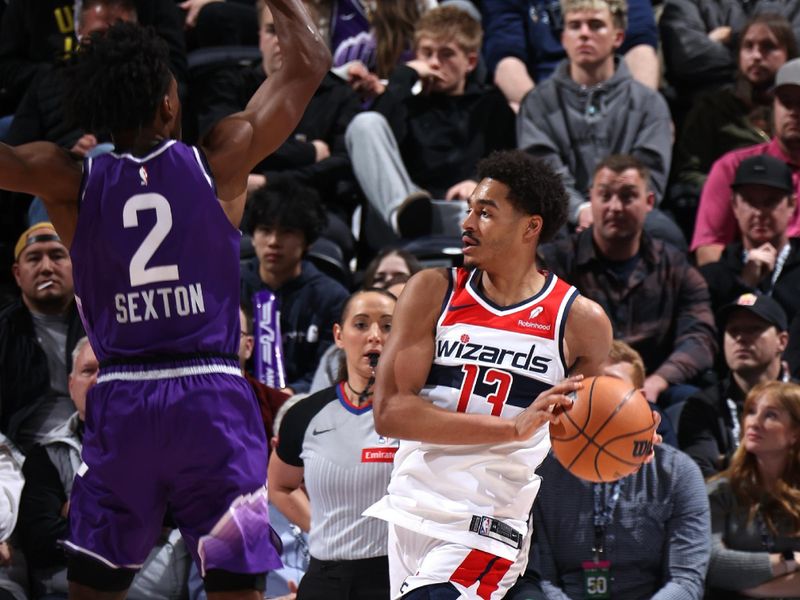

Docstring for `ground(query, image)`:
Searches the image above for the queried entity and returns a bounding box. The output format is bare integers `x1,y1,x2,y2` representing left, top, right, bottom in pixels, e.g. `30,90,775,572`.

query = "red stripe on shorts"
450,549,513,600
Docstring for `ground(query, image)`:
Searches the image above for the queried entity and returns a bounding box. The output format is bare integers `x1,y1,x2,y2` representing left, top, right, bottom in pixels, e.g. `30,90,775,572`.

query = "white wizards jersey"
364,267,579,562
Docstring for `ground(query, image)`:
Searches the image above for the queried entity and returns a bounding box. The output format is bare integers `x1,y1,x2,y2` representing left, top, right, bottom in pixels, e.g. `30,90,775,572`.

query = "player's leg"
66,379,168,600
166,372,281,596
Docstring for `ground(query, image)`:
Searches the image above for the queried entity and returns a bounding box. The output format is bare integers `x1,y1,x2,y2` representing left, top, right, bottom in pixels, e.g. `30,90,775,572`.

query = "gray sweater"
707,476,800,596
517,58,672,222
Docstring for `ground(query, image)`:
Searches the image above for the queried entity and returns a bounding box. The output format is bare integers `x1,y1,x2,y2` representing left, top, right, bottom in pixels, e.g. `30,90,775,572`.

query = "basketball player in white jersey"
367,150,654,599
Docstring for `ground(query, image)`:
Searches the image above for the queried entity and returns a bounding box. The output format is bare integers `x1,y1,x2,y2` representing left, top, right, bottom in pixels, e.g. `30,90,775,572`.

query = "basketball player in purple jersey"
0,2,330,598
368,151,661,599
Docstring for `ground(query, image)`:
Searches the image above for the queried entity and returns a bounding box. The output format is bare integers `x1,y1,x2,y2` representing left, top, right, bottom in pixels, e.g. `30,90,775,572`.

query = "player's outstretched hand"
514,376,584,441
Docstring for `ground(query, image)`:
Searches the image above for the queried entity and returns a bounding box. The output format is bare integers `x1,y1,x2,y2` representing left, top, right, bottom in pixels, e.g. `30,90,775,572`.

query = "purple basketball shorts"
65,358,282,575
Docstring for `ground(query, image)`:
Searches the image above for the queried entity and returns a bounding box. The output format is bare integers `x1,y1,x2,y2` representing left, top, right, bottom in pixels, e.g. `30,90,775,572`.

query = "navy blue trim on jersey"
437,269,456,323
425,364,551,409
467,269,555,312
559,288,580,372
336,382,374,415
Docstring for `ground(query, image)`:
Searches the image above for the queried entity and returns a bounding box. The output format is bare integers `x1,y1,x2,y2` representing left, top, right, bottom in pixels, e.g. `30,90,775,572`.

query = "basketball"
549,376,656,482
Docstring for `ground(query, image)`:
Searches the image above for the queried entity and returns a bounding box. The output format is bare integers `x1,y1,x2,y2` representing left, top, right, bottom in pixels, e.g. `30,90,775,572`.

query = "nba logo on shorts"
480,517,492,535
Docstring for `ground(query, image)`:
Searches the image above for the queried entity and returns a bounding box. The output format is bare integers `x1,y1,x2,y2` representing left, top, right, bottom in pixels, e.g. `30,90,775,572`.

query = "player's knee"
203,569,266,593
67,552,137,593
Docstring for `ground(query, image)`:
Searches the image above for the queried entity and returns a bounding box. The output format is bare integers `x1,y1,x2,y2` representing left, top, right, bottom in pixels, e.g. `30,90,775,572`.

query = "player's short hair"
607,340,646,389
414,5,482,54
244,179,327,246
560,0,627,30
476,150,569,243
71,337,93,374
65,21,172,135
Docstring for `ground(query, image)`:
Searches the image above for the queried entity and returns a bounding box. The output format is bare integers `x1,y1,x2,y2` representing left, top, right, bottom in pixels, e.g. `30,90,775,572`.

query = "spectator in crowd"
195,0,361,211
269,289,398,599
0,433,26,600
670,14,797,236
6,0,139,155
516,444,710,599
700,155,800,322
310,248,419,394
0,223,84,449
361,247,422,289
516,0,673,236
692,58,800,266
0,0,187,115
680,293,793,478
602,339,678,447
345,4,516,238
481,0,660,111
706,381,800,599
17,337,192,599
241,179,349,395
660,0,800,105
539,155,718,406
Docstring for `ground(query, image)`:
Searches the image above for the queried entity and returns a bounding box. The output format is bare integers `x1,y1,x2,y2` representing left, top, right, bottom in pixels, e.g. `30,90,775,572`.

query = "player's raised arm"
0,142,83,247
373,269,577,444
202,0,331,206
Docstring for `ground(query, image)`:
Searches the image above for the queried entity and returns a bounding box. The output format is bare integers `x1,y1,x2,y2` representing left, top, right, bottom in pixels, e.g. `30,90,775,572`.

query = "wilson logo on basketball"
632,440,653,457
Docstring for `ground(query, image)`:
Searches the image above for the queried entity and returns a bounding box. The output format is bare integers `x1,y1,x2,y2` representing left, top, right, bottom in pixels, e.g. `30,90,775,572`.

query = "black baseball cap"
718,293,788,331
731,155,793,193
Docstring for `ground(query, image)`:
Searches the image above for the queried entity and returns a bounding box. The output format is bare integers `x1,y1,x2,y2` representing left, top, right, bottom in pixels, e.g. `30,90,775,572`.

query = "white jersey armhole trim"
435,268,458,329
192,146,215,190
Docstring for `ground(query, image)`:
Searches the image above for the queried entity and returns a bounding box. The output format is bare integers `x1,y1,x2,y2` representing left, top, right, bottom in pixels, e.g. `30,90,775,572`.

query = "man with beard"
694,58,800,265
539,154,718,406
0,222,84,450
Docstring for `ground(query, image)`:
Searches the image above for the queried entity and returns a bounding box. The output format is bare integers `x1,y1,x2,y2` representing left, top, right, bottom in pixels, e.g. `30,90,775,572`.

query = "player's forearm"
373,392,517,445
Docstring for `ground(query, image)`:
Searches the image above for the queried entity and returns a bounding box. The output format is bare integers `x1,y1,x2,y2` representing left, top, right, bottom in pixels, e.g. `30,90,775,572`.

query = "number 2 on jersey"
123,193,180,287
456,364,513,416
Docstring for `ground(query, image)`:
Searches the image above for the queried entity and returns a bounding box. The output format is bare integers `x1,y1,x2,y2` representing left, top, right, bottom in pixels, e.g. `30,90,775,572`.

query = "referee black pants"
297,555,390,600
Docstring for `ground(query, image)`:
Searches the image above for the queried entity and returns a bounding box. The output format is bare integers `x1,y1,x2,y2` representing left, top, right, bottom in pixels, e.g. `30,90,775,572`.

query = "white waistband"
97,364,243,383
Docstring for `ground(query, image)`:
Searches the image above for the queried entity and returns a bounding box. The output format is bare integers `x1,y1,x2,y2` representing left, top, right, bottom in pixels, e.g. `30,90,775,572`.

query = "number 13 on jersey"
456,364,513,416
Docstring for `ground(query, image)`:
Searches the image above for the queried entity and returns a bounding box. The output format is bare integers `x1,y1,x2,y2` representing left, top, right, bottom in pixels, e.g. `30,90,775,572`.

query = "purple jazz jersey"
70,140,240,362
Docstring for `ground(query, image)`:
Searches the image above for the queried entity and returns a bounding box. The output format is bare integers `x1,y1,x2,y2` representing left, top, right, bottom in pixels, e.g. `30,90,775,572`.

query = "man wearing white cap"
693,57,800,265
0,222,84,449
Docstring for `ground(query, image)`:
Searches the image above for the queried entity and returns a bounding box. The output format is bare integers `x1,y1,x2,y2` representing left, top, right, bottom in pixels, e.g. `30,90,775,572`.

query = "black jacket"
195,67,361,203
240,259,348,394
679,370,794,477
700,237,800,324
0,0,187,113
0,297,84,439
371,65,516,198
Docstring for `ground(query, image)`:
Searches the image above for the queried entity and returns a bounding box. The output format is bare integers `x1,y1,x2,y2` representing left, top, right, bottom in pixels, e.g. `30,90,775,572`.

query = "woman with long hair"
268,288,397,598
707,380,800,598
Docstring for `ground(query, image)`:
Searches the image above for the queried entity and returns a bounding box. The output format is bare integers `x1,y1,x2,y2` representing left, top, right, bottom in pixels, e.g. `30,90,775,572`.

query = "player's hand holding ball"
514,375,584,441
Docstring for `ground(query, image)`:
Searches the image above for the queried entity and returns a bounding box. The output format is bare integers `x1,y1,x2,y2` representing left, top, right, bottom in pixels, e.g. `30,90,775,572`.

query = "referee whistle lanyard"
592,481,622,563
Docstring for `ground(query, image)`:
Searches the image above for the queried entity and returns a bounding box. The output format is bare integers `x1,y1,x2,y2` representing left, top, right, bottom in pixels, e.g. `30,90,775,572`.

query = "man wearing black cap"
679,293,793,477
701,154,800,323
692,57,800,266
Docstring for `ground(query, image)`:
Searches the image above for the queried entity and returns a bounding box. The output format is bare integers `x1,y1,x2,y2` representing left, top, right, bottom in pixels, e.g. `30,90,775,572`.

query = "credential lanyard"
592,481,622,562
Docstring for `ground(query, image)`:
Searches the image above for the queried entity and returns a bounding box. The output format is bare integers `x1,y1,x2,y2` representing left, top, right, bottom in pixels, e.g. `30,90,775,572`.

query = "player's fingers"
546,394,574,420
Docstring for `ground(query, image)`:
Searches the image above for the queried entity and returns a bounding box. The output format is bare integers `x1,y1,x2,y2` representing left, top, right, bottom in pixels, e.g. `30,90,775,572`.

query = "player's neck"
112,130,169,157
478,266,547,307
258,261,302,290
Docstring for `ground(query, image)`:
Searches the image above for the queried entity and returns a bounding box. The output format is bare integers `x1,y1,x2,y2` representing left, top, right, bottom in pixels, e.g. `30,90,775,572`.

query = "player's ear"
524,215,543,240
